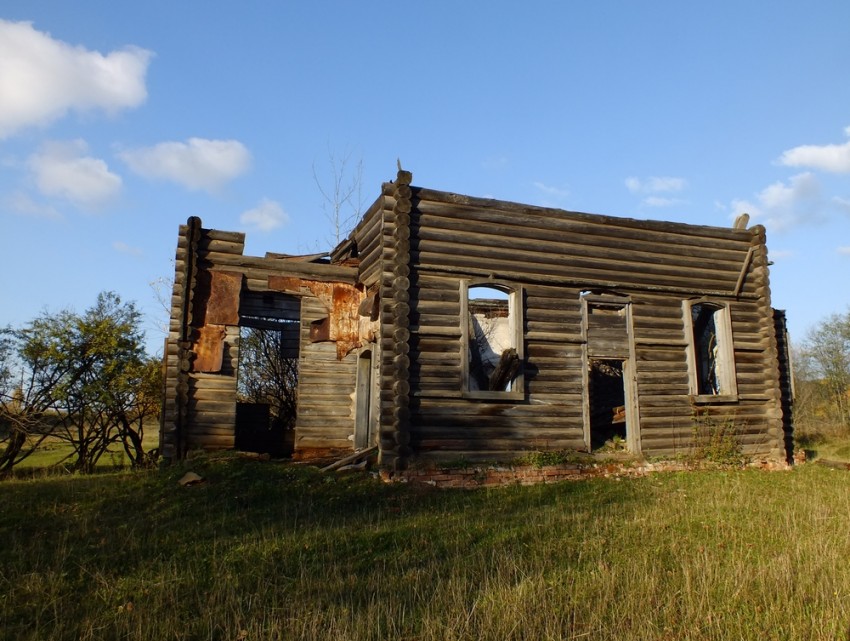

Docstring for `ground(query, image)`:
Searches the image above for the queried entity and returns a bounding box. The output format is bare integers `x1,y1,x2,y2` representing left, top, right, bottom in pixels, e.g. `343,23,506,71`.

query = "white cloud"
838,246,850,256
239,198,289,232
112,241,143,256
119,138,251,192
28,139,122,210
778,126,850,173
0,20,152,138
729,172,822,232
4,191,62,220
625,176,687,194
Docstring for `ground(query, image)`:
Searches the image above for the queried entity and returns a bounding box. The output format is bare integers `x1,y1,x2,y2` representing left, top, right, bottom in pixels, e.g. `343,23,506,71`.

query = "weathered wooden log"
489,348,521,391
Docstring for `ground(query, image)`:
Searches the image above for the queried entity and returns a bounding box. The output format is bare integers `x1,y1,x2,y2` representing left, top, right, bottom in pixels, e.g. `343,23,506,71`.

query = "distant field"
1,455,849,641
795,422,850,464
16,430,160,470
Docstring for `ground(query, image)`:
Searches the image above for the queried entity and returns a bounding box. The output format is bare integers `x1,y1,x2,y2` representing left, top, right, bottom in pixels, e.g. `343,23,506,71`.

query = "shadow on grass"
0,453,657,640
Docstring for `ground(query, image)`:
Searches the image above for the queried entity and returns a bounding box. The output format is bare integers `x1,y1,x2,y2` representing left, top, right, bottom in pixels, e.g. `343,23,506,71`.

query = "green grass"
2,455,850,640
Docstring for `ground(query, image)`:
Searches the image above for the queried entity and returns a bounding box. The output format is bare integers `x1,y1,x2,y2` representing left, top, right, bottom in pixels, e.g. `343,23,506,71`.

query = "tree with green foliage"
0,331,52,473
0,292,160,473
796,310,850,432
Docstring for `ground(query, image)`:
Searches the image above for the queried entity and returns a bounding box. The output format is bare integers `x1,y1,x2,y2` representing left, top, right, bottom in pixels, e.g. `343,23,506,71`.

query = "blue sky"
1,1,849,354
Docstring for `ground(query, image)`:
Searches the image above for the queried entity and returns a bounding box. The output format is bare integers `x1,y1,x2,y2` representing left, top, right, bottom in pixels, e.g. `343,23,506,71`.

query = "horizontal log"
413,264,759,300
185,435,235,447
414,224,751,280
196,253,358,284
203,228,246,244
198,238,244,255
294,437,354,450
412,190,754,245
413,436,582,451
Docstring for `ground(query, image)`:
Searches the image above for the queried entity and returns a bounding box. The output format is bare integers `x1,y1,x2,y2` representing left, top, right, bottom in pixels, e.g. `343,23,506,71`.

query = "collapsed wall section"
160,218,364,460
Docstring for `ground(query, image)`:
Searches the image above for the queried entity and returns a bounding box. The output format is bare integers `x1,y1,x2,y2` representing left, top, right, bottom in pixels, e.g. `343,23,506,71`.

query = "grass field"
1,455,849,641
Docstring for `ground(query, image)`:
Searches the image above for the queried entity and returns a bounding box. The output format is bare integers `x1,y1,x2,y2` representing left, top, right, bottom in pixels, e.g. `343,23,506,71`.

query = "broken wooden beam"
320,445,379,473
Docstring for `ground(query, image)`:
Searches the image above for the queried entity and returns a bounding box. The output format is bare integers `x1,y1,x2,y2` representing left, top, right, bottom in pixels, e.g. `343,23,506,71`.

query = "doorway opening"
235,292,301,457
354,350,374,449
589,359,627,451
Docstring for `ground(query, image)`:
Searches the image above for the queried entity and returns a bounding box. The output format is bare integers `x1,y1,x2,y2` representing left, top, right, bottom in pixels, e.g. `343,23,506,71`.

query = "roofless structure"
160,168,794,468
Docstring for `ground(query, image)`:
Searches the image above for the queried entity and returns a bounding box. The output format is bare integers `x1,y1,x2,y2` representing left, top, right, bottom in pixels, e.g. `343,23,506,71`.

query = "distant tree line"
0,292,161,475
793,309,850,436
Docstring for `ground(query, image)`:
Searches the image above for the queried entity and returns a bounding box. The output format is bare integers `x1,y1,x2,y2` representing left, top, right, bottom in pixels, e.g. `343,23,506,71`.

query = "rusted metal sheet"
268,275,304,294
192,324,226,372
205,271,242,325
330,284,363,357
274,278,366,359
270,275,370,357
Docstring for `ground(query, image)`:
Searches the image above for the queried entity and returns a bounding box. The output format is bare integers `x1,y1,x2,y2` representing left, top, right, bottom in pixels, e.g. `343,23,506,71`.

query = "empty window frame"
461,282,524,399
684,300,738,400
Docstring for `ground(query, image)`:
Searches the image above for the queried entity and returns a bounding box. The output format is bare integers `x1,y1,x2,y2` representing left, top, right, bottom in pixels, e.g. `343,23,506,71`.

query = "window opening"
589,359,627,450
466,285,521,393
691,303,726,395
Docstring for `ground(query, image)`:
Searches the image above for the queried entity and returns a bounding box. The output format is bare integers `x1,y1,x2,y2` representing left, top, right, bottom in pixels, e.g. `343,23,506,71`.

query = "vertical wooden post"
160,216,202,461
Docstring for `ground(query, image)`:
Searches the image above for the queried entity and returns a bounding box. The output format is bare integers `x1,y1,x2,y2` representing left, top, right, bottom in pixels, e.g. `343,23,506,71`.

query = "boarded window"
685,301,737,399
462,283,523,398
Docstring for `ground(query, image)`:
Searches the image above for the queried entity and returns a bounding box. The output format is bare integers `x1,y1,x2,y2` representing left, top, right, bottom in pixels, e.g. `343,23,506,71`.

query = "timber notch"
160,168,794,469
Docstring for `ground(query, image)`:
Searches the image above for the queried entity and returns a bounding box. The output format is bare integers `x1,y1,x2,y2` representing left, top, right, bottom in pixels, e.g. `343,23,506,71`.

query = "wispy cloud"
4,191,62,220
625,175,687,207
239,198,289,232
625,176,687,194
833,196,850,215
119,138,251,193
838,246,850,256
768,249,795,261
0,19,152,139
533,181,569,199
112,241,143,257
778,126,850,173
482,155,509,170
643,196,685,208
28,139,122,210
533,181,570,208
729,172,823,232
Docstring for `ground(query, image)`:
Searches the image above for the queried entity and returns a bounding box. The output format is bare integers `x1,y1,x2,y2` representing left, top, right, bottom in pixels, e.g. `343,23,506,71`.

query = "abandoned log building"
160,168,794,468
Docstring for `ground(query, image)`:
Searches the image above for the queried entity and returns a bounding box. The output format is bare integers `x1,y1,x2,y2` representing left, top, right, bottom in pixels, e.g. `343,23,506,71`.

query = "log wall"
394,187,786,461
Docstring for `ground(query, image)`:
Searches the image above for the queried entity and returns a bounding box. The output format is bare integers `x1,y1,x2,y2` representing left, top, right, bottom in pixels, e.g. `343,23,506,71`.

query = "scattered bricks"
381,457,791,488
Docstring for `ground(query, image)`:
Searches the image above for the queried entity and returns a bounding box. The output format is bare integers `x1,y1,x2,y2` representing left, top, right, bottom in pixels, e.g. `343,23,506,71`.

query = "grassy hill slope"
1,456,849,641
